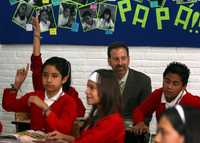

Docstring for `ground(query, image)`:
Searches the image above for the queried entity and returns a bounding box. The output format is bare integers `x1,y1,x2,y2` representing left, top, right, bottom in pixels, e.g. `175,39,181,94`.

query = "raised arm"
2,65,30,112
31,17,44,91
14,64,29,90
32,17,40,56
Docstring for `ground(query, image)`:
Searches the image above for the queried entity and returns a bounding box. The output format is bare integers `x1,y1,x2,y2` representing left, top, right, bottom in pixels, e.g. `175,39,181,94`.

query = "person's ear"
62,75,69,84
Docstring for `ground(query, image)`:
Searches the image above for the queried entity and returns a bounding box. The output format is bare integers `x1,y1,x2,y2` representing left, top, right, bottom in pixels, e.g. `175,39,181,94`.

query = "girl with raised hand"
31,17,85,117
3,57,77,134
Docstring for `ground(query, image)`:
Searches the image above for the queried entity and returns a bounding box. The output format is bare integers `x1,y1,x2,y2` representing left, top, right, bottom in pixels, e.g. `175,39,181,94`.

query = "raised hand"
32,16,40,34
14,64,29,90
32,16,41,56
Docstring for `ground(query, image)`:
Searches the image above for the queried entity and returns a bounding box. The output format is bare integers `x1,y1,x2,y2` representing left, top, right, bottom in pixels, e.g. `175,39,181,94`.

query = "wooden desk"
11,120,31,132
12,112,31,132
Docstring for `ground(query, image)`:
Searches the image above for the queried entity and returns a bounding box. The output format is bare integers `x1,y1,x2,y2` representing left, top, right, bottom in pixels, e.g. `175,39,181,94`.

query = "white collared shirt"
58,14,69,27
161,89,186,109
118,69,129,94
40,20,50,32
44,88,64,107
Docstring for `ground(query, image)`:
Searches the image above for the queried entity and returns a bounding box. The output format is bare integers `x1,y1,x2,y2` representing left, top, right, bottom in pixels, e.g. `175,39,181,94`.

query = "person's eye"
164,79,170,84
52,74,59,78
121,56,128,61
112,57,118,61
173,81,180,86
42,73,48,77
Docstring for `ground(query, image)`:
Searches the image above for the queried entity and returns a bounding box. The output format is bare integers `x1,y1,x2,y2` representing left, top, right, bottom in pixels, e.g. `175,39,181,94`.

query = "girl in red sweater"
48,69,125,143
31,17,85,117
3,57,77,134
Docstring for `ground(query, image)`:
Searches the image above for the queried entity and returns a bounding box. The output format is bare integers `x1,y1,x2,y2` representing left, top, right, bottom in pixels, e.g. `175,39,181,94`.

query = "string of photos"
9,0,117,35
3,0,200,46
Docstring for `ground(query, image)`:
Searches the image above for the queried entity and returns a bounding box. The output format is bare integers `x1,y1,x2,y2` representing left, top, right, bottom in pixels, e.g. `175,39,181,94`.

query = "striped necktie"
119,81,124,94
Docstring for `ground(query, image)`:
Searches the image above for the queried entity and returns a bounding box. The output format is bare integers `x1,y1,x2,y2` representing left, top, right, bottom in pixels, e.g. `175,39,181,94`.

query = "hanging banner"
0,0,199,47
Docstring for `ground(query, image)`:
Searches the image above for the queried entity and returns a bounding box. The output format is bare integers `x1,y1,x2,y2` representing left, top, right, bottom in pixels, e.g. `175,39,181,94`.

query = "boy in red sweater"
132,62,200,135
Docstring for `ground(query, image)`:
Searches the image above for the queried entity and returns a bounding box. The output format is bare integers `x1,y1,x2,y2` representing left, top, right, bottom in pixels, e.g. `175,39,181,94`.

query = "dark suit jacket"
122,68,152,124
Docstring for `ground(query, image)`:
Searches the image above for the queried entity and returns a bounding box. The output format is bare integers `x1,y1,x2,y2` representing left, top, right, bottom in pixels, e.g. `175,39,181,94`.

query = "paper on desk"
15,130,47,143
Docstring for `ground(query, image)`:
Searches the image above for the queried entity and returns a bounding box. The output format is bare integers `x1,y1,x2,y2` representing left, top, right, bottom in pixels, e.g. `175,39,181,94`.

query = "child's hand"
131,122,149,135
14,64,29,90
28,96,48,111
32,16,40,34
48,130,74,142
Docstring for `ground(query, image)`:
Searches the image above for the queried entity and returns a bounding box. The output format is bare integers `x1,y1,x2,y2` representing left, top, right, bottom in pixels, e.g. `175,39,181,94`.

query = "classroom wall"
0,44,200,134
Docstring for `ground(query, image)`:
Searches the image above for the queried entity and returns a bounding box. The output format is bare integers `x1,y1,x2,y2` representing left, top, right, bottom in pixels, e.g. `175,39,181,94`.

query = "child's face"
154,116,184,143
42,65,67,96
40,11,49,22
104,13,110,20
162,73,185,102
85,80,100,105
85,15,93,25
18,4,27,17
63,8,70,17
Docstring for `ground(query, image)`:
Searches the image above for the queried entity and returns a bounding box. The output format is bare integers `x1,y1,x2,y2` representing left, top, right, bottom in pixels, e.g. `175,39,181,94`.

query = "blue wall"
0,0,199,47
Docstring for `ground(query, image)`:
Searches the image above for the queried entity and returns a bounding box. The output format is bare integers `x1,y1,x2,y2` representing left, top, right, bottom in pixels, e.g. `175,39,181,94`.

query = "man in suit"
107,42,152,143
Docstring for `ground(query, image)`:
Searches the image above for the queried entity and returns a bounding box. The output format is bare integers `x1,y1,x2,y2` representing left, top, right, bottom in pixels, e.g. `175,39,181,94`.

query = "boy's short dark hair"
107,42,129,58
163,62,190,86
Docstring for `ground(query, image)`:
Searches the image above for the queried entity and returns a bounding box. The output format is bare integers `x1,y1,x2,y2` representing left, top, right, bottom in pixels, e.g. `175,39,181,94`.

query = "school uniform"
31,54,85,117
75,113,125,143
133,87,200,123
3,88,77,134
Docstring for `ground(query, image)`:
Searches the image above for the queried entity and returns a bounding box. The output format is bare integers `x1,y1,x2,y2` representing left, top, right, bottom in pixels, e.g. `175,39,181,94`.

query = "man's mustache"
116,65,125,69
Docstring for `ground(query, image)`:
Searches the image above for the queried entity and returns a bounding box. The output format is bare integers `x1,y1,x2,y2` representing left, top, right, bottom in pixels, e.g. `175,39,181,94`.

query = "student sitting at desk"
132,62,200,136
3,58,77,134
48,69,125,143
31,17,85,117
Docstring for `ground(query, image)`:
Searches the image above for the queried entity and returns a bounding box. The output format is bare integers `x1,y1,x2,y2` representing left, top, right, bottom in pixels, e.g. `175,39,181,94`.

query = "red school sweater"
75,113,125,143
133,88,200,123
3,89,77,134
31,54,86,117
